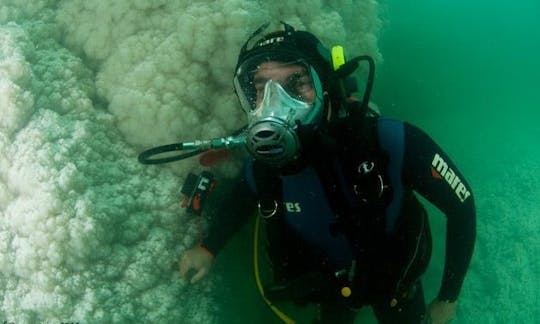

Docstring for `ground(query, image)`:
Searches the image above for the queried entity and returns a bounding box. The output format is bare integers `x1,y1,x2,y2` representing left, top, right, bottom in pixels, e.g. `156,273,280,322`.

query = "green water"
214,1,540,323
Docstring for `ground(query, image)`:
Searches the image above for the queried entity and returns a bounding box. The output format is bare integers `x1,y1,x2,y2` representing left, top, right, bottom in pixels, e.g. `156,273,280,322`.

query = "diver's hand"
179,246,215,284
427,298,457,324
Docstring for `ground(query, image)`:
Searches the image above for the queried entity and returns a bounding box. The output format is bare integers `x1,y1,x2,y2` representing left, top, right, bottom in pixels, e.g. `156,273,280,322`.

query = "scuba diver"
173,22,476,324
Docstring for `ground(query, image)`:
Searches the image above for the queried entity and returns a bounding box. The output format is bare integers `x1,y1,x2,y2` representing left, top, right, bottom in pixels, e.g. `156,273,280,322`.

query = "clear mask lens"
234,59,323,126
249,80,311,126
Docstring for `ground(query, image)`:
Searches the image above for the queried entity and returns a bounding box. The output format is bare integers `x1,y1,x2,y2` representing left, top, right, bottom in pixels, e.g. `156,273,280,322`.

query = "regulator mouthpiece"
245,116,300,166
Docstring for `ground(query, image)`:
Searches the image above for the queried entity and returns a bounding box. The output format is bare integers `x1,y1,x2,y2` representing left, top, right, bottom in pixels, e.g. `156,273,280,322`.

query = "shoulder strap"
377,118,405,234
252,161,283,218
325,99,380,153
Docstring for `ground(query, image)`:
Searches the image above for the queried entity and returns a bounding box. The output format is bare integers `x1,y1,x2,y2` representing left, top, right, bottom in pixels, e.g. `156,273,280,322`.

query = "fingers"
179,247,213,284
190,267,208,284
179,253,192,279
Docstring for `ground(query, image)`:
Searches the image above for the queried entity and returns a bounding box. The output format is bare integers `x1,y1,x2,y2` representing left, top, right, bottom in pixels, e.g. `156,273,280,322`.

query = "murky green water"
1,1,537,323
214,1,540,323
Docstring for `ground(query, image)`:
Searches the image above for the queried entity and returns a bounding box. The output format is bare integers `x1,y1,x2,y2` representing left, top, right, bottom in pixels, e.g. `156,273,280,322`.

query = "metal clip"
258,200,278,218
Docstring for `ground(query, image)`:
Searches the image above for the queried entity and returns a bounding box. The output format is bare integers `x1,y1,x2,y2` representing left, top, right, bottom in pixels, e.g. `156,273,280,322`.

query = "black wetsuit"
203,116,476,324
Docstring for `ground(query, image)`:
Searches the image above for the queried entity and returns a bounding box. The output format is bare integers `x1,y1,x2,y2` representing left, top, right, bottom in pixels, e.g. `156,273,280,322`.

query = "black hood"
235,22,333,88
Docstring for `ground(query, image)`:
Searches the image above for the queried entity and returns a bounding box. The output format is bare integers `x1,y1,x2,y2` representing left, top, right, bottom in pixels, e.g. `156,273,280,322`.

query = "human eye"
296,74,313,90
285,73,313,99
253,77,267,91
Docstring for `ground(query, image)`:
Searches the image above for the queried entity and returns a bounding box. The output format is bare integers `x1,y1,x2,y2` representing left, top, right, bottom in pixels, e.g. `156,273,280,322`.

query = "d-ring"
257,200,278,218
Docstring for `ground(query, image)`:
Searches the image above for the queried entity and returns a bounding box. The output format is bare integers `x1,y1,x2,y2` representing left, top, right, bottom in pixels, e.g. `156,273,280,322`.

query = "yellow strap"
253,216,296,324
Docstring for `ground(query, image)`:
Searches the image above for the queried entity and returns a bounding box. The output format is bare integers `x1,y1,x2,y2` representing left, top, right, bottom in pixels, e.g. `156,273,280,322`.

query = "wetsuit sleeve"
201,173,257,256
401,122,476,302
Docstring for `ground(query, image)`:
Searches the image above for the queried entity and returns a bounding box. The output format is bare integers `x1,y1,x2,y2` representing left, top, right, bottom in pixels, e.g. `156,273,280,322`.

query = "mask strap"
241,22,271,52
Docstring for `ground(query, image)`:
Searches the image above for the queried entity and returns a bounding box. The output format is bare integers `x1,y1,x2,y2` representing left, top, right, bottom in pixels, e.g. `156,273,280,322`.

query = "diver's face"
252,62,316,108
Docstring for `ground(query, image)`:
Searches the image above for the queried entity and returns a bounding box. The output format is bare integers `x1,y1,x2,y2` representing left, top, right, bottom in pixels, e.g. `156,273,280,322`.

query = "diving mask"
234,59,324,166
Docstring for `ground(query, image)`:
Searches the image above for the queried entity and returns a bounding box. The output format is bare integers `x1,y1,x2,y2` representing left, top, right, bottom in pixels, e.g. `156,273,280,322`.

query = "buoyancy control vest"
251,107,432,304
252,109,390,269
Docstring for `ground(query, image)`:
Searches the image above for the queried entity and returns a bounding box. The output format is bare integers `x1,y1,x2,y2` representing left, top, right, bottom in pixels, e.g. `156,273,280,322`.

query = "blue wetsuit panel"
282,166,353,268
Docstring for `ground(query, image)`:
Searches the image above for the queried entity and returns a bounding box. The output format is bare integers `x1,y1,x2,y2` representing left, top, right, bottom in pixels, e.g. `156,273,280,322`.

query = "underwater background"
215,1,540,323
0,0,538,323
